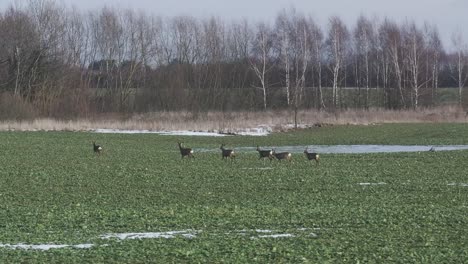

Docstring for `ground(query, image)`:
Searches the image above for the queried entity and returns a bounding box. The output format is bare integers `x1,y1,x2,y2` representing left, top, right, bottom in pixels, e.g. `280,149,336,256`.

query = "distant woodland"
0,0,467,119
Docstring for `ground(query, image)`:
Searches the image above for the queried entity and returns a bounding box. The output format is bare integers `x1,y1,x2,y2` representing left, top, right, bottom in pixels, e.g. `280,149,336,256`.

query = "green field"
0,124,467,263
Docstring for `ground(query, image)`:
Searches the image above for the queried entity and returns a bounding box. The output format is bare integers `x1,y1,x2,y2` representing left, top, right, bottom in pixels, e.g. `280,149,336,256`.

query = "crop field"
0,123,467,262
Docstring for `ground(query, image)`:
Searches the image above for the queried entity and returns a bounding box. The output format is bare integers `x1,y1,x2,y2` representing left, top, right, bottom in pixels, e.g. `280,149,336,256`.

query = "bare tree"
228,19,250,60
451,30,468,106
224,19,253,108
354,15,375,109
249,22,275,110
276,9,293,106
326,16,349,109
200,16,227,110
0,6,39,97
276,8,310,123
424,24,442,105
380,19,405,108
308,17,325,109
403,22,426,109
171,16,200,65
0,3,465,117
292,14,310,127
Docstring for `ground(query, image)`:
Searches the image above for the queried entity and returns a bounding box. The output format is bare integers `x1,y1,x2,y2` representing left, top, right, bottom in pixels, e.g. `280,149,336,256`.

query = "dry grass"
0,106,467,132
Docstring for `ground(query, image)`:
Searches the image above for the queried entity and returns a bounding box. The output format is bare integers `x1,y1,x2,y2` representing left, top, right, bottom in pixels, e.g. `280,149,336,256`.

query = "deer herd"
178,142,320,164
92,141,319,164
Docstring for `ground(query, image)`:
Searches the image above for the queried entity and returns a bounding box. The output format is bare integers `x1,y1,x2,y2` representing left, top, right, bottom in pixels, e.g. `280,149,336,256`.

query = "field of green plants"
0,123,467,262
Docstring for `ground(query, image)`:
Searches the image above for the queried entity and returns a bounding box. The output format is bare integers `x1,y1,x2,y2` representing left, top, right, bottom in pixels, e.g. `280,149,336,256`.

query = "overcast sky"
1,0,466,49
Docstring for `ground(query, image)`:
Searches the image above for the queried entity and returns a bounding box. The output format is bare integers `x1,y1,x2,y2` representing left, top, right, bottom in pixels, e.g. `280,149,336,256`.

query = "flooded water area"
199,145,468,154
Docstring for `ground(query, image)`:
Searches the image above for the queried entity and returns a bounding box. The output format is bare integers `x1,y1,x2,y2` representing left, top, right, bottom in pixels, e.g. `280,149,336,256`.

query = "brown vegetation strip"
0,107,466,132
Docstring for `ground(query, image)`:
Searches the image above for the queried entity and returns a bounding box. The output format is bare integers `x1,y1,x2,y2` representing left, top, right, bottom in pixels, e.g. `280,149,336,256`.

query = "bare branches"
0,1,465,119
326,16,349,109
451,30,468,106
249,22,275,110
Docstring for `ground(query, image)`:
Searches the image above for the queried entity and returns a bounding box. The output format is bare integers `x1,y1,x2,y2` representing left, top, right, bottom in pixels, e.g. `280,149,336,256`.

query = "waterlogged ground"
203,144,468,153
0,123,467,262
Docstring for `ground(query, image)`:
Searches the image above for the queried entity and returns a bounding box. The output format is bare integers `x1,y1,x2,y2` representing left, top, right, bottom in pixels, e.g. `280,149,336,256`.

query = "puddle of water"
201,145,468,154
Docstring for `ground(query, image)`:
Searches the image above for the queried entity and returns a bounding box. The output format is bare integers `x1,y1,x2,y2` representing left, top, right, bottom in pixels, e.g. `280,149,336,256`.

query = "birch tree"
451,30,468,106
354,15,374,109
249,22,274,110
308,17,325,109
276,10,292,106
326,16,349,109
403,22,425,109
380,19,405,108
425,25,442,105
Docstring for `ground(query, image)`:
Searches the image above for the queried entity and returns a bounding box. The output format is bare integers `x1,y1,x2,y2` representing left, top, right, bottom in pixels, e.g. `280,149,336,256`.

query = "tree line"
0,0,467,119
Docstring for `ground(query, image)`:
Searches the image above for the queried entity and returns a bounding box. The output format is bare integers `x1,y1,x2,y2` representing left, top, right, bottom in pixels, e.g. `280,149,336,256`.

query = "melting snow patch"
156,131,228,137
448,183,468,187
255,229,273,233
359,182,386,186
94,128,270,136
235,229,308,239
241,167,274,170
235,127,271,136
72,244,94,249
256,234,295,238
100,230,199,240
0,228,319,249
94,129,227,137
0,243,94,250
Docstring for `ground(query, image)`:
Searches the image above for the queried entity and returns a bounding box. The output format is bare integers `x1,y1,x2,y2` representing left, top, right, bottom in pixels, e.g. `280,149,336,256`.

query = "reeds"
0,106,465,132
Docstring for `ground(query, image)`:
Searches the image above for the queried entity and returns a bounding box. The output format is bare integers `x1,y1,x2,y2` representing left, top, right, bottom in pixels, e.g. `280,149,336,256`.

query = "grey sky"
1,0,466,49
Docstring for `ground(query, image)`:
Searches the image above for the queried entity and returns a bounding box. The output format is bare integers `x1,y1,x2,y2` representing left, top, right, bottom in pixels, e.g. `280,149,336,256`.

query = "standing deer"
178,142,194,159
304,147,320,165
93,141,103,155
257,145,273,161
272,149,292,162
220,144,236,160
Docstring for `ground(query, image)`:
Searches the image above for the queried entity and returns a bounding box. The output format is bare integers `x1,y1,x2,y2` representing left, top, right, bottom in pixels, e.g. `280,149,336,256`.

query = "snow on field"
100,230,199,240
0,228,319,250
448,183,468,187
94,128,270,136
256,234,295,238
358,182,387,186
241,167,274,170
0,243,94,250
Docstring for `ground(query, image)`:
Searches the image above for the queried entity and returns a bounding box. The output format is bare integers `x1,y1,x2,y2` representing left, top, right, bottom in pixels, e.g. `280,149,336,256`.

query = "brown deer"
304,147,320,164
178,142,194,159
272,149,292,162
257,145,273,161
220,144,236,160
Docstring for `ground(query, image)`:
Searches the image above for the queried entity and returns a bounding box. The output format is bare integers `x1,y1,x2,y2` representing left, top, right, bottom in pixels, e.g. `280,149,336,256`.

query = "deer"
92,141,103,155
304,147,320,165
178,142,194,159
257,145,273,161
220,144,236,160
272,149,292,162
